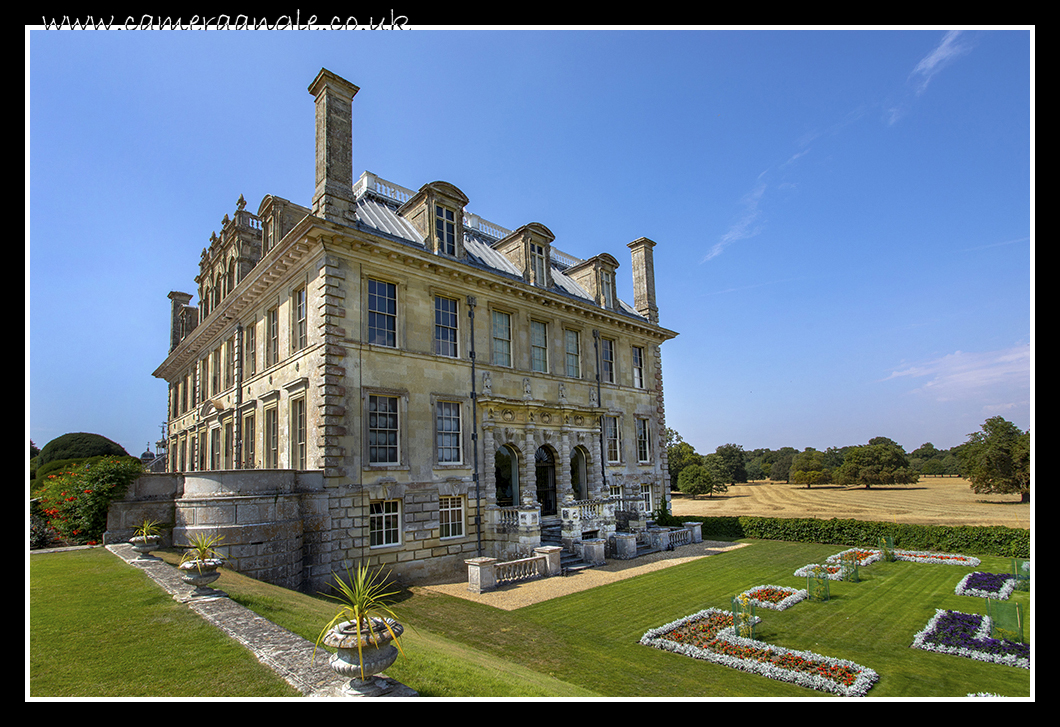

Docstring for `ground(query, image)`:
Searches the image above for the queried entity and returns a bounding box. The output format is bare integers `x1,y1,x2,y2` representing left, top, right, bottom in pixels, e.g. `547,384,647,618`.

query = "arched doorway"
570,446,589,501
495,444,519,507
535,446,557,516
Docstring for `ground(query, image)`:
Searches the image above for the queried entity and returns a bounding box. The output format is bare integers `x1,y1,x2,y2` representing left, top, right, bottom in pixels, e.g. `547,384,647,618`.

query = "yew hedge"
680,515,1028,558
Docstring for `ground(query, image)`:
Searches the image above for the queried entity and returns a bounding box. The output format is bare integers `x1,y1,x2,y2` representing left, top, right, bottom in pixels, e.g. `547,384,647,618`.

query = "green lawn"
29,541,1032,698
28,548,300,697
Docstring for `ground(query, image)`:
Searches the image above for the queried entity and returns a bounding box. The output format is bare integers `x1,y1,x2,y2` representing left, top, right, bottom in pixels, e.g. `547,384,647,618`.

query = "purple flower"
912,609,1029,668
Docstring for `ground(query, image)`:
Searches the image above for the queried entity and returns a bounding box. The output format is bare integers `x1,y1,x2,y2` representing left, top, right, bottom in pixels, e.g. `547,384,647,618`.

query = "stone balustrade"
465,545,562,594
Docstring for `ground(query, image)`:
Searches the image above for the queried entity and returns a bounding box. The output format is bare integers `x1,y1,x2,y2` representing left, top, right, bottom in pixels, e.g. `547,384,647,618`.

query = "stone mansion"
136,69,678,590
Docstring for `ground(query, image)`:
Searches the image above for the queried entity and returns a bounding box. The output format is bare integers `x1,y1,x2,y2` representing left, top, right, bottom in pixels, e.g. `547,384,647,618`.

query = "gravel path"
416,541,748,610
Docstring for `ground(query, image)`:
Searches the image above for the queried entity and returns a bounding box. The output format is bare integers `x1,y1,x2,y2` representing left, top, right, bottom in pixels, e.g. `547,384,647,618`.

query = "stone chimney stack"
308,68,360,226
627,237,659,323
168,291,193,352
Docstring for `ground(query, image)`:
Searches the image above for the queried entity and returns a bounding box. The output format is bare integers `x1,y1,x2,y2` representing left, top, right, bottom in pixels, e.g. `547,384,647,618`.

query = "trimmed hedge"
677,515,1029,559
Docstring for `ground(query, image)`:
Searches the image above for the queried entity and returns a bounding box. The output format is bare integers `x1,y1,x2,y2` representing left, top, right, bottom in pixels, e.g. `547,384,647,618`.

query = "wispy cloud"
704,31,978,261
882,344,1030,403
960,236,1030,252
702,177,767,263
887,30,975,125
909,30,974,96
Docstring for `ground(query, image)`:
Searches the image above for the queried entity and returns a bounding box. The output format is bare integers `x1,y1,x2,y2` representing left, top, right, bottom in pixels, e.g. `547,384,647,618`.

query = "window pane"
368,279,397,347
531,320,547,373
491,311,511,367
436,401,461,463
602,338,615,383
370,500,401,546
368,395,399,463
439,496,464,538
434,296,458,357
565,330,580,378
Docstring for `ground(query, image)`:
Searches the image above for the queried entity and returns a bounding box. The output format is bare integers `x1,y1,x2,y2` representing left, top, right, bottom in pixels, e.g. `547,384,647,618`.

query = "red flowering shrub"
34,457,143,544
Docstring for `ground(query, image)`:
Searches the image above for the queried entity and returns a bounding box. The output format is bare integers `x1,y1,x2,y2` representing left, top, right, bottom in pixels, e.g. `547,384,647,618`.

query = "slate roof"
352,176,645,320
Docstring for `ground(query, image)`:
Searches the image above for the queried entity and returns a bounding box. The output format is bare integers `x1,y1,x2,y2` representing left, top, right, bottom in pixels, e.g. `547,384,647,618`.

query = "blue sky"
28,27,1032,459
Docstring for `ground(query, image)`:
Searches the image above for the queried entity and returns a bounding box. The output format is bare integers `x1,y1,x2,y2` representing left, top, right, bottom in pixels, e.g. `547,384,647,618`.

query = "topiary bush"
37,432,128,466
34,456,144,544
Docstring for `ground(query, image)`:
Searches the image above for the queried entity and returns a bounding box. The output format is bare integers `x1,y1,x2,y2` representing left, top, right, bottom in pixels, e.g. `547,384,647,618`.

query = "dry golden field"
670,476,1031,529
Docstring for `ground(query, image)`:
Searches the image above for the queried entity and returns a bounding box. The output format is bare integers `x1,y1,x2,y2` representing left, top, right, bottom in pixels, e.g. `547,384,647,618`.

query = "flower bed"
640,608,878,697
911,609,1028,669
797,548,980,579
793,563,850,581
739,585,809,611
955,572,1017,600
892,549,980,566
825,548,883,567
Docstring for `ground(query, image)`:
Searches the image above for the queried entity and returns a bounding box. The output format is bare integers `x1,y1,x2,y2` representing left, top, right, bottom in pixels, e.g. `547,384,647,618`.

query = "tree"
701,453,731,497
790,447,830,488
959,416,1030,503
712,443,747,485
677,461,727,499
667,436,703,490
676,463,713,499
769,447,797,482
833,438,918,488
37,432,128,465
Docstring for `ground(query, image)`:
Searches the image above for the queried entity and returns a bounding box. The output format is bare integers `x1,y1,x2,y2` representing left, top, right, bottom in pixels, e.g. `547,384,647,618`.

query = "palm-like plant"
179,532,225,573
315,562,405,680
133,518,162,539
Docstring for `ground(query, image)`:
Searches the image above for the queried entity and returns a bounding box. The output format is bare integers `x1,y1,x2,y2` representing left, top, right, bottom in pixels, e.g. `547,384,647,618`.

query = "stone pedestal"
612,532,638,560
465,557,497,594
581,538,606,566
534,545,563,576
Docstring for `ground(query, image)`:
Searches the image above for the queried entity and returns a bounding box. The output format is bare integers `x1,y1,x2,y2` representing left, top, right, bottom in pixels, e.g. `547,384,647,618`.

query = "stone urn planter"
323,617,405,696
129,519,164,560
129,534,161,560
178,558,224,594
178,532,225,596
315,563,406,697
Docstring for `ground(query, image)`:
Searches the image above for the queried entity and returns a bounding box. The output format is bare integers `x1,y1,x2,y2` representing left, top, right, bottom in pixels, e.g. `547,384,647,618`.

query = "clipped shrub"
37,432,128,466
683,515,1028,559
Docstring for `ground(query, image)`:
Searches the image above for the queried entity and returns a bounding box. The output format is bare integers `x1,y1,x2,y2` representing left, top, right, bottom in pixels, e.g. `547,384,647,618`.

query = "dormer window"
530,242,547,285
435,205,457,256
601,270,616,309
397,181,469,259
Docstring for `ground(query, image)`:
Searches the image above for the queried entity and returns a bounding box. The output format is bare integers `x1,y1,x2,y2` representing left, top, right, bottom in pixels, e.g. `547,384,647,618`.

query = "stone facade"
144,68,678,592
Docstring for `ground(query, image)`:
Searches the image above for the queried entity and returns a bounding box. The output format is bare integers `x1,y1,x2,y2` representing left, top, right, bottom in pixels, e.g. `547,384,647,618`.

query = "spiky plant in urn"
129,518,163,560
315,563,406,697
178,532,225,595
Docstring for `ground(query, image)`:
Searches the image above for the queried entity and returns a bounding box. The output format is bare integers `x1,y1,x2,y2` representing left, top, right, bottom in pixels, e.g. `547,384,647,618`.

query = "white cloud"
909,30,973,96
702,178,767,263
882,344,1030,403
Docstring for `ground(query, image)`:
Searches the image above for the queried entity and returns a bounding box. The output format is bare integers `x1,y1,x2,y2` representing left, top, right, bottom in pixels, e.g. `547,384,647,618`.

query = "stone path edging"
103,543,417,698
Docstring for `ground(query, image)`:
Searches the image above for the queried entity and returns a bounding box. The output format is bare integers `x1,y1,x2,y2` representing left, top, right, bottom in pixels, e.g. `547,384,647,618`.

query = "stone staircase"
540,523,595,574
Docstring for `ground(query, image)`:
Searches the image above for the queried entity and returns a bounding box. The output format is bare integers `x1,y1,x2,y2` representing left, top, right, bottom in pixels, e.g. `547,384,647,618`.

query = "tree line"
666,416,1030,503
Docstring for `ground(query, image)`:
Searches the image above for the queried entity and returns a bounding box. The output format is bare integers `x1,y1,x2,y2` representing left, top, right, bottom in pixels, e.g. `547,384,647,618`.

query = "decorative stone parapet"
648,526,691,551
465,545,564,594
685,521,703,543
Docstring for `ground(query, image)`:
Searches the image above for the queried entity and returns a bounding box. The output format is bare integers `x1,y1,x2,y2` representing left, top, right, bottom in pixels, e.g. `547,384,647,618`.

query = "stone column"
521,427,536,507
482,425,497,507
557,429,573,503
